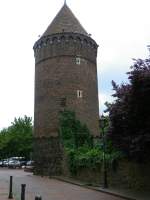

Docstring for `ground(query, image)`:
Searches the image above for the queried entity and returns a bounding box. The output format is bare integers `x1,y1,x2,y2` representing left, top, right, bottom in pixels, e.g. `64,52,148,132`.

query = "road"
0,168,125,200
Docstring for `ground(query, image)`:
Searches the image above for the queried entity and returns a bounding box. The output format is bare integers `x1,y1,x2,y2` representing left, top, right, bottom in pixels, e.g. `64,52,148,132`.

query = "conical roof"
42,3,88,36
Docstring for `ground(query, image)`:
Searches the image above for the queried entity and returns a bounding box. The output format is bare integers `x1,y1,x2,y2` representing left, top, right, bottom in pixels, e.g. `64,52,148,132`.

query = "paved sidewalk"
1,168,150,200
53,176,136,200
2,169,150,200
0,169,125,200
53,176,150,200
13,175,125,200
0,180,13,200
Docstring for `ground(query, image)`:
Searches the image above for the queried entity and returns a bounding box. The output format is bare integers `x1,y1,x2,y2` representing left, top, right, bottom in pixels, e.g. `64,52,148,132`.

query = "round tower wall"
34,33,98,64
34,33,99,138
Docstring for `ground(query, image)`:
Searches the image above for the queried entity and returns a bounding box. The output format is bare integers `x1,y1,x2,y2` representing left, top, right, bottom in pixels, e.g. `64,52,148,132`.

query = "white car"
8,160,21,168
3,160,9,167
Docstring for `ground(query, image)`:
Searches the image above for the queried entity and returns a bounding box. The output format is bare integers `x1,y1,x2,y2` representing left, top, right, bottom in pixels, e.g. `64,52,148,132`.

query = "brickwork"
34,33,97,64
34,33,99,138
34,137,63,176
33,3,100,175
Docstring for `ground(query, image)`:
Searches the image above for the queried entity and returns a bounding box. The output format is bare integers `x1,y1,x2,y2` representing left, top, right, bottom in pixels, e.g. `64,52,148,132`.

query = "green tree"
0,116,33,159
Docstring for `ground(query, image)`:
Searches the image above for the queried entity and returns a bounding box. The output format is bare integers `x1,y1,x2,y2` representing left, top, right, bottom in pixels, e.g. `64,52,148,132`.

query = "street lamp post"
100,114,108,189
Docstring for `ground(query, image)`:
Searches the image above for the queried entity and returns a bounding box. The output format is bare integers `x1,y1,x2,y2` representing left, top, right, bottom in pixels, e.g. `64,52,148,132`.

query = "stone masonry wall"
71,159,150,191
34,33,99,138
33,32,99,175
33,136,63,176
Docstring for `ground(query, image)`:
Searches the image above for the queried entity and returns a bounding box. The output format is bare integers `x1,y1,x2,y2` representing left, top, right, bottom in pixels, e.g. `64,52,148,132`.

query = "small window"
77,90,83,98
76,57,81,65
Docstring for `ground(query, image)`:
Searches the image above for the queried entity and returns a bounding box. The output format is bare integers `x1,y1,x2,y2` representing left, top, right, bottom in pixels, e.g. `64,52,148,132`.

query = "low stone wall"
109,160,150,191
33,137,150,191
68,159,150,191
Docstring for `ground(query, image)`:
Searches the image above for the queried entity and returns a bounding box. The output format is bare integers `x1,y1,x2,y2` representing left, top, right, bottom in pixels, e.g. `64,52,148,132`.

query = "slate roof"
42,3,88,36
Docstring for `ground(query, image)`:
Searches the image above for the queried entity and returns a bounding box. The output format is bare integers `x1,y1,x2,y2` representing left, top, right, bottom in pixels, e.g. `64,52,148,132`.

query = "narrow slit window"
77,90,83,98
60,97,66,107
76,57,81,65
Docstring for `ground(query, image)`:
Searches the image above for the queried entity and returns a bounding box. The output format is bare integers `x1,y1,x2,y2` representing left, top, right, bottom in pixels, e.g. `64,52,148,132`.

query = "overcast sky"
0,0,150,130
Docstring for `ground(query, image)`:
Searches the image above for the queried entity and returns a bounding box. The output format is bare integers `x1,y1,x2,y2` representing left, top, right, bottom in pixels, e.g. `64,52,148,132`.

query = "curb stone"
52,176,136,200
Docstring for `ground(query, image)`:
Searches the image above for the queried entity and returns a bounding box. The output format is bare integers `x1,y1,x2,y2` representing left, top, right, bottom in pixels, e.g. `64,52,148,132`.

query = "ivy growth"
59,110,93,149
59,110,122,175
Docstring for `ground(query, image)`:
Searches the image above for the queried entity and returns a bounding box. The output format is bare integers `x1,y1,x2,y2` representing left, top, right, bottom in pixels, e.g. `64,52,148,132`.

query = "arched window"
83,39,88,45
76,37,81,42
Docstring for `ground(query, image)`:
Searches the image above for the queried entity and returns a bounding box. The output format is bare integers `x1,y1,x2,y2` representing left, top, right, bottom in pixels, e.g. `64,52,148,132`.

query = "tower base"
33,136,63,176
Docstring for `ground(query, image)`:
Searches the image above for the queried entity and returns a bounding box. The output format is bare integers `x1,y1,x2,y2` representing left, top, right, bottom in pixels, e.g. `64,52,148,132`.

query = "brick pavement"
0,169,127,200
0,180,11,200
15,176,125,200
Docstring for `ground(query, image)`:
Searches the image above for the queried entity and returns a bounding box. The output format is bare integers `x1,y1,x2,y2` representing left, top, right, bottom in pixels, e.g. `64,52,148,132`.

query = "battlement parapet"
33,33,98,64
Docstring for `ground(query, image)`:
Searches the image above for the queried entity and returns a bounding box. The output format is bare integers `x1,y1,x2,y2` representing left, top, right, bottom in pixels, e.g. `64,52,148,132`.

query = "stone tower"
33,3,99,175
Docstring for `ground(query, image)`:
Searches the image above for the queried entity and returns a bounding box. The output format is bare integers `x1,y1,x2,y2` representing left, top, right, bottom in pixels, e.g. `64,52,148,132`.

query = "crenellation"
34,33,98,65
34,33,98,50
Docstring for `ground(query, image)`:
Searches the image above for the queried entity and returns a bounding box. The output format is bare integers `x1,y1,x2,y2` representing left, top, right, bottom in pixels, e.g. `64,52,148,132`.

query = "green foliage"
0,116,33,159
99,115,109,135
67,146,102,176
59,110,93,149
59,110,122,175
66,146,122,175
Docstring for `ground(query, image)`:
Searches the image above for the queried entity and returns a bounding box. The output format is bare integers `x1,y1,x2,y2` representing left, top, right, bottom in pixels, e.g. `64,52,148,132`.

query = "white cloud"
99,93,114,115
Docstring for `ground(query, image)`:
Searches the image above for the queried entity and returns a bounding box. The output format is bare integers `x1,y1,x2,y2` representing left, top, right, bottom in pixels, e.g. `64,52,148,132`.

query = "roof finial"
64,0,66,5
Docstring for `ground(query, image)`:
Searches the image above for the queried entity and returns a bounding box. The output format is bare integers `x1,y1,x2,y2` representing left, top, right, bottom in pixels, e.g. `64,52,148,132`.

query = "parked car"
24,160,34,172
3,159,9,167
8,160,21,168
7,157,27,168
20,160,27,167
0,159,10,167
0,160,4,167
26,160,34,166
